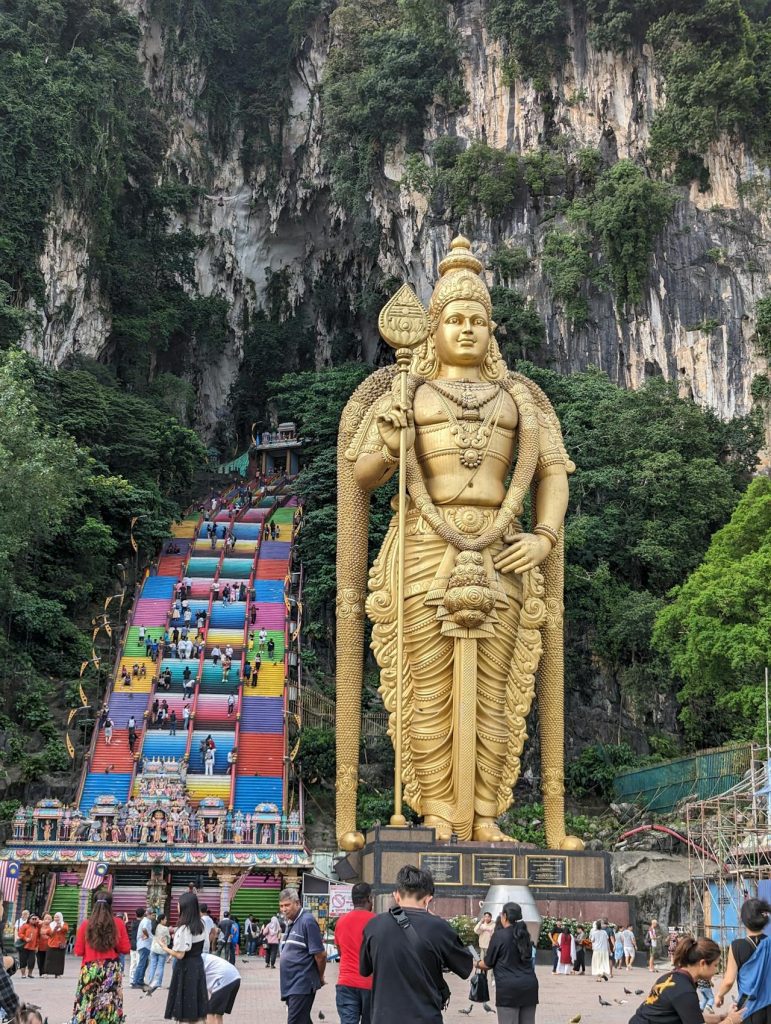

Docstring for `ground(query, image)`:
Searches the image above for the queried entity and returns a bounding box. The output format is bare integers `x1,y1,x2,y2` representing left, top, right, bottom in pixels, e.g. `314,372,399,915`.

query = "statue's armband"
345,394,393,464
534,413,574,481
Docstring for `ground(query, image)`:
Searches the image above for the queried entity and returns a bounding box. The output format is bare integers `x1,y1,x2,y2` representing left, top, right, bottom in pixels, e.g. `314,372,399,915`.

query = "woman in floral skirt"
71,892,130,1024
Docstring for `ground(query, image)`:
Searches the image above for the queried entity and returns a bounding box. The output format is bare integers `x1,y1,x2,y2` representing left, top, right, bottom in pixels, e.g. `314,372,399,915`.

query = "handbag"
469,970,490,1003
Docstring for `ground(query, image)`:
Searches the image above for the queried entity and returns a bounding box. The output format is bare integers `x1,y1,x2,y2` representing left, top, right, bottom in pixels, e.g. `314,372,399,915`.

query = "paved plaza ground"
13,953,717,1024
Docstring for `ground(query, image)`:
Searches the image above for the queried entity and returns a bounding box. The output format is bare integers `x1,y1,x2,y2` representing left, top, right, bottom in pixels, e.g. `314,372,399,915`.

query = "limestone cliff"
23,0,770,438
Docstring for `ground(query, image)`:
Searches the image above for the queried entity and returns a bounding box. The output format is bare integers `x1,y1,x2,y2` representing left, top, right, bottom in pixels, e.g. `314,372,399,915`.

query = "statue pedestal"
341,825,633,923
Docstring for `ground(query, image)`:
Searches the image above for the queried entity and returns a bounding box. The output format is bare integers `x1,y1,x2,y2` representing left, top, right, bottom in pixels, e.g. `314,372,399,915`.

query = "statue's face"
434,299,491,367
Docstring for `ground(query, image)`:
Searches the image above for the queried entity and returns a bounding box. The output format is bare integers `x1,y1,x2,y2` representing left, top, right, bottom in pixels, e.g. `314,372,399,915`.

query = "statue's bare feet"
424,815,453,840
472,819,518,843
559,835,585,851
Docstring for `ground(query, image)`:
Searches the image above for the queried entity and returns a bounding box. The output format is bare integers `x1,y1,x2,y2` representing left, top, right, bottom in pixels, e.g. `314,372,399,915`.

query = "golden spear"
377,285,428,827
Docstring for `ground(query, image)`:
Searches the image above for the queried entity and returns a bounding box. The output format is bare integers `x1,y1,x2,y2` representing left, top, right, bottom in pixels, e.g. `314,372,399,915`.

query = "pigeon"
459,1010,472,1016
318,1015,326,1022
624,988,633,994
614,999,629,1005
483,1006,494,1014
635,990,645,995
599,995,613,1006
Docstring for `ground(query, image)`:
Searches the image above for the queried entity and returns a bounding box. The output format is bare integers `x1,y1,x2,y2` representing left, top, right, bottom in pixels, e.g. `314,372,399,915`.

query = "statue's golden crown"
427,235,493,332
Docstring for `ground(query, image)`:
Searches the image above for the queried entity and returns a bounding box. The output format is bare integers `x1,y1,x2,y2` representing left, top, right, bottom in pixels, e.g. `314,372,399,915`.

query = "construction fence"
614,742,754,813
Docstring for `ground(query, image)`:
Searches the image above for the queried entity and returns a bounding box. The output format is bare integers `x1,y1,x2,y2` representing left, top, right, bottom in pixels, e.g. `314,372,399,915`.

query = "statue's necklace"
428,378,500,420
428,385,505,469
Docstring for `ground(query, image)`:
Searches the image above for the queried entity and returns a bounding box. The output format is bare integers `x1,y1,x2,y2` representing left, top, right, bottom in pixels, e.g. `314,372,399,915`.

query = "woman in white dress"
590,920,611,981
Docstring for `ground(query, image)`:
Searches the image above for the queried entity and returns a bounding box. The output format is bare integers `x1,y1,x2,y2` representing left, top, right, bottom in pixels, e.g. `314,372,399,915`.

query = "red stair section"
91,730,135,772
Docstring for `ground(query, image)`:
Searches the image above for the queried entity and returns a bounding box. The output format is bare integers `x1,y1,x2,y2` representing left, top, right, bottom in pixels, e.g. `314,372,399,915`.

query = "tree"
654,477,771,747
522,364,759,732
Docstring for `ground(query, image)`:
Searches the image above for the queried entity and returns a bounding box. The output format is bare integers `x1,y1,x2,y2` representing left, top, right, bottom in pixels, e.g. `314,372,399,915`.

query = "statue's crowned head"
412,235,506,380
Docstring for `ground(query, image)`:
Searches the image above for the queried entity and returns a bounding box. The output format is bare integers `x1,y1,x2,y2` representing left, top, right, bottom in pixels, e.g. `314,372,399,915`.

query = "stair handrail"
74,568,146,808
228,508,265,810
184,497,229,766
42,872,58,916
130,516,202,796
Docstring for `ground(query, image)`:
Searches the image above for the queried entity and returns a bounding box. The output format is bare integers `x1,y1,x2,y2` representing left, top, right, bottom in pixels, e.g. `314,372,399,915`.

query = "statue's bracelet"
533,524,559,548
381,446,399,466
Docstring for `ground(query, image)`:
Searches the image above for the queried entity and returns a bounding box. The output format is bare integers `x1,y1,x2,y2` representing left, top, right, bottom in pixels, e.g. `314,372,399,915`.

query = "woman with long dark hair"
71,892,130,1024
157,892,208,1022
478,902,538,1024
630,936,744,1024
716,898,771,1024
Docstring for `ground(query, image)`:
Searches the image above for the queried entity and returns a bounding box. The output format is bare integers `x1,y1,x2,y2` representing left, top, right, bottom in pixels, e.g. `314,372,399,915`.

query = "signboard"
419,852,462,885
526,854,568,888
330,883,354,918
302,893,329,927
473,854,515,885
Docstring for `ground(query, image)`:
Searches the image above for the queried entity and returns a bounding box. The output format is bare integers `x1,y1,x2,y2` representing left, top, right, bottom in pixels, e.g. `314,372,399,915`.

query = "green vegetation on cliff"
0,351,205,790
0,0,230,398
323,0,465,214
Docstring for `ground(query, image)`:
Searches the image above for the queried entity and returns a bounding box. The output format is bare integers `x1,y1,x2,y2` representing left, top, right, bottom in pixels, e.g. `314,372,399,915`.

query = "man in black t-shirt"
360,865,473,1024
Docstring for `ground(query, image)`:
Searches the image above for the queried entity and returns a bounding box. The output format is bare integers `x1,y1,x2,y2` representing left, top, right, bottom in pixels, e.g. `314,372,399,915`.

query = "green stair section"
272,508,295,525
49,884,80,932
230,887,280,924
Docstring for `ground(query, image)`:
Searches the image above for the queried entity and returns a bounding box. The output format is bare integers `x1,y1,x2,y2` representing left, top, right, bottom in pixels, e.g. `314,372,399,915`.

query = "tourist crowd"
4,879,768,1024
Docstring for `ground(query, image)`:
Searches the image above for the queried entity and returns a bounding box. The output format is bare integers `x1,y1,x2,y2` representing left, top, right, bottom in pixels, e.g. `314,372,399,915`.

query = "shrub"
565,743,638,801
487,0,569,90
580,161,676,306
489,243,531,284
755,297,771,358
542,228,593,324
751,373,771,402
449,915,479,945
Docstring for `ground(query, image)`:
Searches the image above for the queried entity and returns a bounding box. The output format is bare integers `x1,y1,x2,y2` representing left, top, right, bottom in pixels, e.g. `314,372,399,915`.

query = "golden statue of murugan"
335,236,583,852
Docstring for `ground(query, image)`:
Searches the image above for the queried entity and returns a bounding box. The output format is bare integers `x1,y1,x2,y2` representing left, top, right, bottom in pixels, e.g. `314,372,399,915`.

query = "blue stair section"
80,773,133,812
141,732,188,760
231,524,261,539
233,777,283,812
159,658,199,682
141,576,176,599
189,730,235,772
241,696,283,733
209,603,246,628
221,558,254,577
254,580,284,602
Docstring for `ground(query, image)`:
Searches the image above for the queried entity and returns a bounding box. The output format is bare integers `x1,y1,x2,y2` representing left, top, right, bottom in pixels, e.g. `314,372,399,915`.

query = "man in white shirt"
200,905,218,954
132,909,155,987
201,952,241,1024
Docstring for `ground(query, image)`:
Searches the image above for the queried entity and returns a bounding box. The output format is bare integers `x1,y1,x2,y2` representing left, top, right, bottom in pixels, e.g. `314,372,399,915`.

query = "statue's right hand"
376,403,415,456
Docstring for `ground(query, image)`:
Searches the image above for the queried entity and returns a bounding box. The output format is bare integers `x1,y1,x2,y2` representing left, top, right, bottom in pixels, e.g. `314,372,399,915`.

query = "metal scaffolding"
685,745,771,948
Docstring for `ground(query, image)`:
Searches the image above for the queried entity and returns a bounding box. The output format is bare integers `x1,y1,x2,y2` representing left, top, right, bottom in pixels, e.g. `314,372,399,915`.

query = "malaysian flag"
83,861,109,890
0,860,20,904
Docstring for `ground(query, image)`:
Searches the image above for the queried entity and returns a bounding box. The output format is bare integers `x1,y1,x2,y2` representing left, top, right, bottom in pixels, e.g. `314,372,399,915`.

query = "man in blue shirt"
278,888,326,1024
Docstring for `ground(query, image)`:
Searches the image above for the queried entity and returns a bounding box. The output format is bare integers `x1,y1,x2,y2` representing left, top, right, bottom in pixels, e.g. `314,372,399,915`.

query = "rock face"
22,0,770,437
612,851,707,933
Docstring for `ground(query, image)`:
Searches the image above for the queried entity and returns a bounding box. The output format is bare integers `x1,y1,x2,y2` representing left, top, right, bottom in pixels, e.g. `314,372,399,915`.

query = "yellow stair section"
186,775,231,804
114,657,154,693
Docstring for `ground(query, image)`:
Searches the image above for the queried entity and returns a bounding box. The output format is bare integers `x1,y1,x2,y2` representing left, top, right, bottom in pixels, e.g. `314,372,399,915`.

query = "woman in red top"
72,892,130,1024
37,914,52,978
45,913,69,978
18,915,40,979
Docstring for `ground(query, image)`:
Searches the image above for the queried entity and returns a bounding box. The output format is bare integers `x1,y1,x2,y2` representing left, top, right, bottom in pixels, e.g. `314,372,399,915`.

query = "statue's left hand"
493,533,552,575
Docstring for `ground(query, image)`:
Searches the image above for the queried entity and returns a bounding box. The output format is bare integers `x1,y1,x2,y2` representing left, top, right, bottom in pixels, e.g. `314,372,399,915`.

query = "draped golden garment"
367,501,547,840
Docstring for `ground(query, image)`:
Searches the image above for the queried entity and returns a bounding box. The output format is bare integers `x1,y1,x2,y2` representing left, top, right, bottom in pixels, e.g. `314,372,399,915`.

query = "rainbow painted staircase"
76,488,301,832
